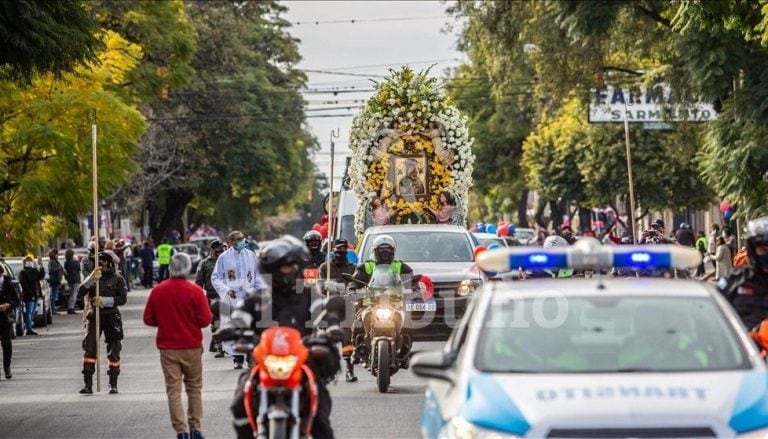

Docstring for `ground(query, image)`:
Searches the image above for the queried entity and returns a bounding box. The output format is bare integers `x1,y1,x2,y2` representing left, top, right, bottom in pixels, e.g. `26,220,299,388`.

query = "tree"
111,1,316,243
0,31,146,254
0,0,102,83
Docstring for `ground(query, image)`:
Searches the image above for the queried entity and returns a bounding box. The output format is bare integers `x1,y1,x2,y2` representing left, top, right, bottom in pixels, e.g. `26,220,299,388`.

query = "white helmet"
543,235,569,248
372,234,396,250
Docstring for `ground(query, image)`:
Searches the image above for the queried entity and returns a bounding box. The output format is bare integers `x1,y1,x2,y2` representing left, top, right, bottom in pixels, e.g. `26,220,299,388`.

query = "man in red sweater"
144,253,213,439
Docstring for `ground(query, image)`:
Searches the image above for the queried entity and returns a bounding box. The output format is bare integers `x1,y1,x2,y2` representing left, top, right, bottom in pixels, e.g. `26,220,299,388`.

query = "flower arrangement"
348,67,475,236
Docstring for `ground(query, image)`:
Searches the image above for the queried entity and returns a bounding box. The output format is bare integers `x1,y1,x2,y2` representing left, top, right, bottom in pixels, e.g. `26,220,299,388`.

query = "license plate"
406,301,436,312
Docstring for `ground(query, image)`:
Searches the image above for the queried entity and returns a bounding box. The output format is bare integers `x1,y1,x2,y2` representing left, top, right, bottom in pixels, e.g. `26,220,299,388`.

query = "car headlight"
457,279,476,297
441,417,521,439
736,427,768,438
263,355,298,380
375,307,393,322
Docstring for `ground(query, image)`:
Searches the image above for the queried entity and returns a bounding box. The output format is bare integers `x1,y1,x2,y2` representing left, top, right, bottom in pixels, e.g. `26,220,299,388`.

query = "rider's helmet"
543,235,569,248
302,230,323,253
259,236,309,288
372,234,396,264
97,251,115,270
746,216,768,272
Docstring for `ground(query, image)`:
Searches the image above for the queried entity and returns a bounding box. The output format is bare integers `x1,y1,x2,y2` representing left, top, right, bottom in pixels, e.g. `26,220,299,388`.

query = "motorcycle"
344,266,420,393
221,297,344,439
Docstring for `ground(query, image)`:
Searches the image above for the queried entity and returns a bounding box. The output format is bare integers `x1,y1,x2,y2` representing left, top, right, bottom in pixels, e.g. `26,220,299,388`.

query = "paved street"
0,286,437,438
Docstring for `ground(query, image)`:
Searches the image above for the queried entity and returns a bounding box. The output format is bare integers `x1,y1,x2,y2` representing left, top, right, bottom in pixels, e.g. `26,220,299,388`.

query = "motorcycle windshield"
368,265,402,297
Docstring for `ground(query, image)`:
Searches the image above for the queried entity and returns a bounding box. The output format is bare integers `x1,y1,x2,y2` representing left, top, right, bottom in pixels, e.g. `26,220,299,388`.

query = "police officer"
318,238,357,382
195,239,225,357
302,230,326,269
349,235,413,286
225,236,339,439
720,216,768,329
78,252,127,394
156,239,174,282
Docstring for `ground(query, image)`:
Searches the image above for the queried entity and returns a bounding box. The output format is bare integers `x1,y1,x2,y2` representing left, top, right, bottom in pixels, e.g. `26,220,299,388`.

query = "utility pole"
91,110,102,393
623,98,638,242
326,128,340,289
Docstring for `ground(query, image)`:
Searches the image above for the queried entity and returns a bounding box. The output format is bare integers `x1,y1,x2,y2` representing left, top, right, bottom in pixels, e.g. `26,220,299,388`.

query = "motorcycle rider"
318,238,357,382
302,230,326,269
524,235,573,279
720,216,768,329
78,252,127,394
224,236,340,439
195,239,225,357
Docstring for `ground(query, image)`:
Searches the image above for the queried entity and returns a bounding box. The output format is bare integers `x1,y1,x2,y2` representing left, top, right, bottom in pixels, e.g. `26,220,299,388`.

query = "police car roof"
484,278,714,300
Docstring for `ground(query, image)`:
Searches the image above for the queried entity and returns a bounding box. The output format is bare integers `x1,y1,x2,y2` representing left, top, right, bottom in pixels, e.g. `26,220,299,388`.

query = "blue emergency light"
477,238,701,273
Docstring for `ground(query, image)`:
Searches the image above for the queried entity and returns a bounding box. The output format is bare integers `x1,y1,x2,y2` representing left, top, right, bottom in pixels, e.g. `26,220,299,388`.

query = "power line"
292,15,445,26
306,58,460,72
302,69,387,79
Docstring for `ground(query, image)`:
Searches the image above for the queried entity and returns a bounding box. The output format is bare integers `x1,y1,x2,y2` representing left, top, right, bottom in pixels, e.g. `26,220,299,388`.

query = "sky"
282,1,465,190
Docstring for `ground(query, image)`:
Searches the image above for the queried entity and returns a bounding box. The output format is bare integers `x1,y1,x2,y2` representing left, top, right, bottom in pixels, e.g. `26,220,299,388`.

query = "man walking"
140,241,155,288
144,253,212,439
211,230,263,369
18,255,44,336
194,240,225,357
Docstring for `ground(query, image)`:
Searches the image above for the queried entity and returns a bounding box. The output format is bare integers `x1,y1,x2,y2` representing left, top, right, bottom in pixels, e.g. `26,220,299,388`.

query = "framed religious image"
388,153,428,202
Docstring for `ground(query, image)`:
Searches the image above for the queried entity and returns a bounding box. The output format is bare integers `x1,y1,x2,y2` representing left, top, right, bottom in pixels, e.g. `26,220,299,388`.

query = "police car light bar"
477,240,702,272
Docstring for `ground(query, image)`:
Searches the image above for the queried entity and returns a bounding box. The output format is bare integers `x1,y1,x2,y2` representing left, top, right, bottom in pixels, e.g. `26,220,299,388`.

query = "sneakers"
345,370,358,383
233,362,243,370
4,368,11,379
176,433,190,439
214,351,225,358
108,385,118,394
67,309,77,315
26,330,38,336
190,431,205,439
79,386,93,394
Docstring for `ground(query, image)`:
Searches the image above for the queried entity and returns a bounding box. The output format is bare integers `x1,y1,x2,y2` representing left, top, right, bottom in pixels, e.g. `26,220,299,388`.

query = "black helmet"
209,239,224,250
97,252,114,266
303,230,323,252
746,216,768,270
259,236,309,275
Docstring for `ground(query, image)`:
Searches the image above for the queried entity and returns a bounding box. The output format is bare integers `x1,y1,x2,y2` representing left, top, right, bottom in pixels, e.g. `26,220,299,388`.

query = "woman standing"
711,236,734,281
0,265,19,379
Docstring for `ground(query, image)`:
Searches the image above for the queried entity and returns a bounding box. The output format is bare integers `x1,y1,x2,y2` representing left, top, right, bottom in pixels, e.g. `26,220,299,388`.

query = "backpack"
733,247,749,269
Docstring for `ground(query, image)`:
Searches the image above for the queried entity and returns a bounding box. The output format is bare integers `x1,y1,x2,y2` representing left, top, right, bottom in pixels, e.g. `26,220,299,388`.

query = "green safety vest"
157,244,173,265
364,260,402,276
696,237,708,253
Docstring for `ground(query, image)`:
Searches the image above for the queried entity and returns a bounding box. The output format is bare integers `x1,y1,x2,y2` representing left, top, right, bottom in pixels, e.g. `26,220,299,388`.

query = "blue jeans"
50,285,60,310
24,300,37,331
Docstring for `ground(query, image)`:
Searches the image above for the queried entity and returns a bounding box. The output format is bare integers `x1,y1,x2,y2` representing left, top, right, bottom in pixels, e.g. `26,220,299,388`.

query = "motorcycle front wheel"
376,339,390,393
268,417,288,439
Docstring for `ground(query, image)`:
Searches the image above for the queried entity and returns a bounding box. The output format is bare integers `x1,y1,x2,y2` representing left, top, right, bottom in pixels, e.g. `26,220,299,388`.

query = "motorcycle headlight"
375,307,394,322
457,279,476,297
736,427,768,438
442,417,521,439
263,355,298,380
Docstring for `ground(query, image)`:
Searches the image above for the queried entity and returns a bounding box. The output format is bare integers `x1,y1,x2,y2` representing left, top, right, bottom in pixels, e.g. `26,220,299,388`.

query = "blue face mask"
234,241,246,251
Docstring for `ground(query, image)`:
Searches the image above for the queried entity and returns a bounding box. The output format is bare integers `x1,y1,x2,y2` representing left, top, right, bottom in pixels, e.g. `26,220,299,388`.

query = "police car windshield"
477,296,750,373
361,232,473,263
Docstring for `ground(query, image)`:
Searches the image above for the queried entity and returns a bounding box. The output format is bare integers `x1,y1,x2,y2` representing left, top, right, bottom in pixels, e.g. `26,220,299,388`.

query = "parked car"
3,257,52,328
173,244,202,273
357,224,483,341
189,236,220,258
471,232,509,248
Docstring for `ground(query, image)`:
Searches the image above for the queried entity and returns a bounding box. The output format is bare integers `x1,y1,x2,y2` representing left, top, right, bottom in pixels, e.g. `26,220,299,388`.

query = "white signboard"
589,84,717,123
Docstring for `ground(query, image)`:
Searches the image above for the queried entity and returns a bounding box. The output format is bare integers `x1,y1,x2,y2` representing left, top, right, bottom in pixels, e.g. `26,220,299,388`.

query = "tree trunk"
517,188,529,228
578,207,592,233
550,200,565,230
151,188,194,244
534,198,547,229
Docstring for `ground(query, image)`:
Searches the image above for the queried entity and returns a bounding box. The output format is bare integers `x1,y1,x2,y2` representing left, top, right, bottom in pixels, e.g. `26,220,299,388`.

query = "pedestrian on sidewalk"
64,249,81,314
711,236,734,282
47,249,63,313
709,224,720,271
144,253,212,439
18,255,44,336
695,231,708,277
0,265,19,379
140,241,155,288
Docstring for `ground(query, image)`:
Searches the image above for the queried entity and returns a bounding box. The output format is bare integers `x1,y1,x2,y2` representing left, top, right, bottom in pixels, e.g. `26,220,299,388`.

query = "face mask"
334,251,348,262
24,262,33,268
375,248,394,264
234,241,246,251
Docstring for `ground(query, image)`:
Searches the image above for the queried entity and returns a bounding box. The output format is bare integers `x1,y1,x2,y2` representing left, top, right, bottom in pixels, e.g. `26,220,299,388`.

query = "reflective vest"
157,244,173,265
364,260,402,276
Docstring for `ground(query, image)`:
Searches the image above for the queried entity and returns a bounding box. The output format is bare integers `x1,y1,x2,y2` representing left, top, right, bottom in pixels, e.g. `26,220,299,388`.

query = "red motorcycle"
241,326,319,439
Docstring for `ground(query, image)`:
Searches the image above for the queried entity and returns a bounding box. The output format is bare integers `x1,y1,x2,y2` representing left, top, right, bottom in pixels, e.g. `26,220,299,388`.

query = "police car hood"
406,261,480,283
460,371,768,437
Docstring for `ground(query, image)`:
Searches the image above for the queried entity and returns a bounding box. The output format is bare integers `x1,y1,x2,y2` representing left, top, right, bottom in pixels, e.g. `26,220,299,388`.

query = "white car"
472,232,509,249
413,242,768,438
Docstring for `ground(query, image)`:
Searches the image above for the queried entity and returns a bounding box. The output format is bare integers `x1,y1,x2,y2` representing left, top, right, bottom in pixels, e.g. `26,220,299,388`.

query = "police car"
412,240,768,438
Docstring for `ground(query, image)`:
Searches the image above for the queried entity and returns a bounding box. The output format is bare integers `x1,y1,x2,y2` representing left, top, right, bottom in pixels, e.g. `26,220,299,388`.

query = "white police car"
412,241,768,438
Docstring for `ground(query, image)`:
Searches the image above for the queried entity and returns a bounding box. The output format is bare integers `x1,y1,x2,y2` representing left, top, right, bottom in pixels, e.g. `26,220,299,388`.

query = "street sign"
589,84,717,123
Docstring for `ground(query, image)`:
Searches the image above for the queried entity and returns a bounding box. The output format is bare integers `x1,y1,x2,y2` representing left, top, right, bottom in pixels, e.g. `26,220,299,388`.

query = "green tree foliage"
0,31,146,253
450,0,724,228
112,1,315,242
0,0,102,83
